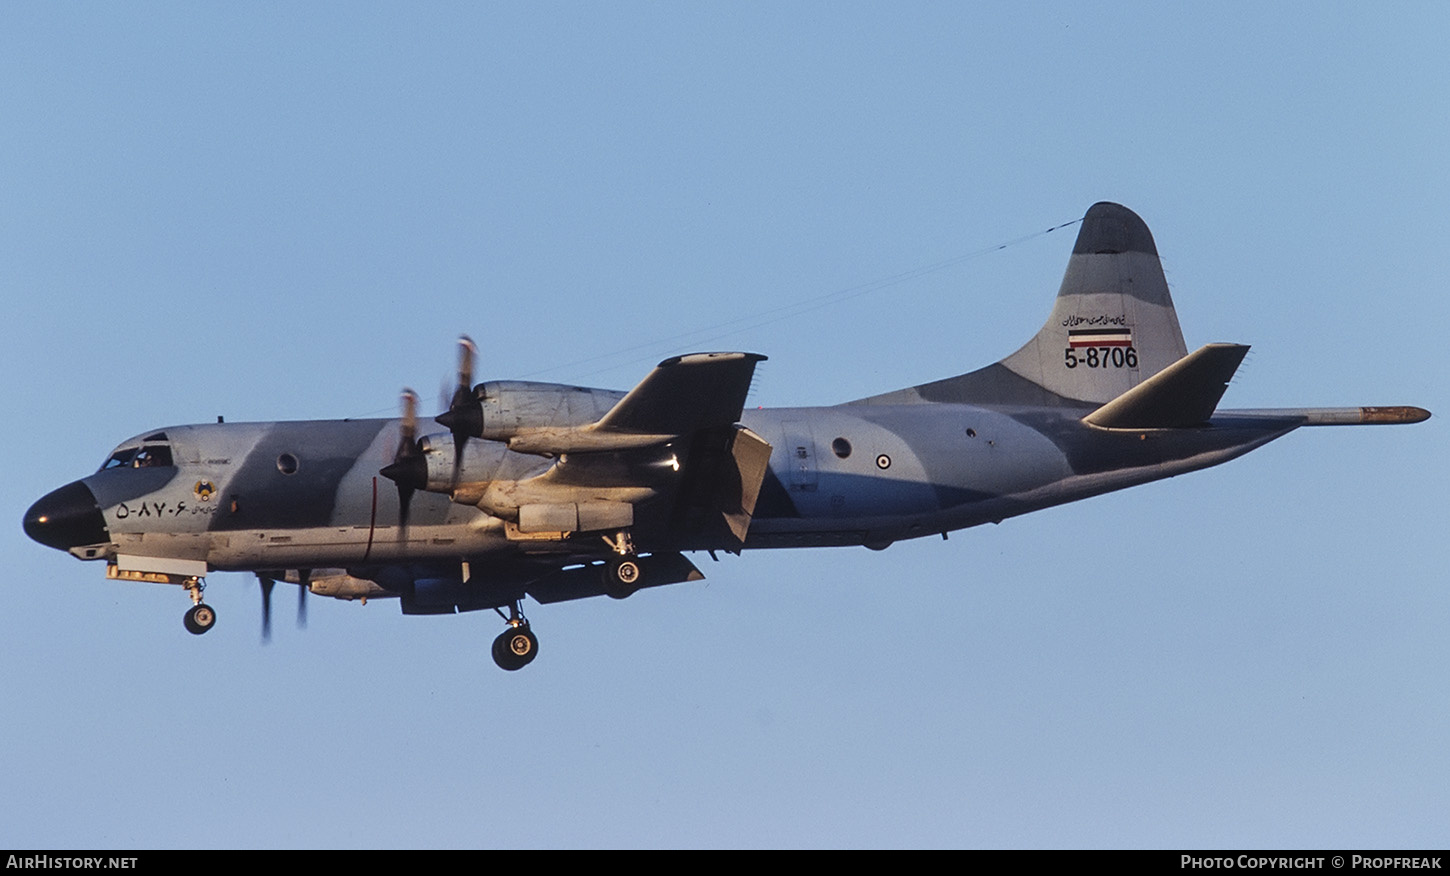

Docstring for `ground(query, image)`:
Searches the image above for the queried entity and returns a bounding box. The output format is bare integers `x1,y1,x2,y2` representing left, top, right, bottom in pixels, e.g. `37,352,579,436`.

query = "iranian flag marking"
1068,328,1133,348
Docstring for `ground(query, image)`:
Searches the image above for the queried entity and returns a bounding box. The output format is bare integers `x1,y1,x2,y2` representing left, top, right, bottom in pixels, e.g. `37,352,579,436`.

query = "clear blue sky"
4,3,1447,848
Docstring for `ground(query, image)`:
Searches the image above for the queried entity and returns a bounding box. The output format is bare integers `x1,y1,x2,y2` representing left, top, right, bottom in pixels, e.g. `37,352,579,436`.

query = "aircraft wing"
596,352,767,435
503,352,767,454
475,352,775,549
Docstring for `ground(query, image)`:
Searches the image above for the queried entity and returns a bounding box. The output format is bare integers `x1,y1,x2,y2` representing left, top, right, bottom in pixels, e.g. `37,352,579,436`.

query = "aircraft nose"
23,481,110,551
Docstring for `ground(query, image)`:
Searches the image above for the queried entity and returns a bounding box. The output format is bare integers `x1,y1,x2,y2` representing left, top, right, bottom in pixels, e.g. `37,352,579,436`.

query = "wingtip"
656,351,768,368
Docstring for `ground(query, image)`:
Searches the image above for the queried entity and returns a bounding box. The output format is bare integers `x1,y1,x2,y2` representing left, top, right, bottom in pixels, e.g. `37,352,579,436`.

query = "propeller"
380,337,480,536
435,335,482,485
260,574,275,642
297,568,310,629
379,388,425,537
259,570,310,642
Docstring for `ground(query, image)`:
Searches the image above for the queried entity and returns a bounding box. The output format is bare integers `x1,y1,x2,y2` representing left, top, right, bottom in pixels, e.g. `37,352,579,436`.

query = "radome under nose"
23,481,109,551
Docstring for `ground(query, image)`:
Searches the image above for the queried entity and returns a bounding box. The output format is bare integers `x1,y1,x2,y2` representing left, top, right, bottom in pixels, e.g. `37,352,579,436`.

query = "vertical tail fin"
857,202,1190,407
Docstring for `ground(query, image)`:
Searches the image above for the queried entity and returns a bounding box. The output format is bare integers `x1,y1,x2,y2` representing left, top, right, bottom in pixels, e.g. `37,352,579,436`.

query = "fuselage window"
831,437,852,459
277,453,299,475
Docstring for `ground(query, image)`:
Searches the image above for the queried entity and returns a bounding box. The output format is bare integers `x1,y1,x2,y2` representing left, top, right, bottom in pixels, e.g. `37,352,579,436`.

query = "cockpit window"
133,446,173,468
102,448,139,470
100,444,174,471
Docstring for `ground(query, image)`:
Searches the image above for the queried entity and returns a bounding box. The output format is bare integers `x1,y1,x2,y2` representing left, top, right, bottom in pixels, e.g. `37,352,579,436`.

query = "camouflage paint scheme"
24,203,1429,658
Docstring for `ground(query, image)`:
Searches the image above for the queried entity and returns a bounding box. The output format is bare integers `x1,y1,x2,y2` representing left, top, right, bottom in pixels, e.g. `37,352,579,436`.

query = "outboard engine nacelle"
440,380,624,443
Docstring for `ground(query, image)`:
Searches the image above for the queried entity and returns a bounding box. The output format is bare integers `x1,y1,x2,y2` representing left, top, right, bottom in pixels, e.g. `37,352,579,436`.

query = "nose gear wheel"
184,603,216,635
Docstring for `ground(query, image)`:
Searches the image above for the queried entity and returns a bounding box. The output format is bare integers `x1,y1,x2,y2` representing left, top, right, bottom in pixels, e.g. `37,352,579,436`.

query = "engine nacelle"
414,433,463,492
467,380,623,442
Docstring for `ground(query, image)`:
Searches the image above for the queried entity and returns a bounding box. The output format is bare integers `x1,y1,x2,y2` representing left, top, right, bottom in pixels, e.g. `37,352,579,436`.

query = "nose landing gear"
184,603,216,634
182,580,215,635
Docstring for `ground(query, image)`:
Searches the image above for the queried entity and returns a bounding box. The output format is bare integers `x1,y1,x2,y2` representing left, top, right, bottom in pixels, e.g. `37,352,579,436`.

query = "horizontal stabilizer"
1085,343,1249,429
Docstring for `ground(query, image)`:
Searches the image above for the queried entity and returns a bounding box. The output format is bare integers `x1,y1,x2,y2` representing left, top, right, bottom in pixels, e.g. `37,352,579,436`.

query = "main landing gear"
600,530,643,600
491,600,538,671
182,579,216,635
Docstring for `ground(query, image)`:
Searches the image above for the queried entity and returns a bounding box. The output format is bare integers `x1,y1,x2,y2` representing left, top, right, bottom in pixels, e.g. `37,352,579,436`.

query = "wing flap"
720,426,772,543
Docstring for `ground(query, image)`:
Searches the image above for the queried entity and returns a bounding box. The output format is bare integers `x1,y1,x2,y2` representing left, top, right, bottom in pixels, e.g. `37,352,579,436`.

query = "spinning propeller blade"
297,569,310,630
379,389,424,538
379,337,480,537
258,572,309,642
259,575,275,643
436,335,483,482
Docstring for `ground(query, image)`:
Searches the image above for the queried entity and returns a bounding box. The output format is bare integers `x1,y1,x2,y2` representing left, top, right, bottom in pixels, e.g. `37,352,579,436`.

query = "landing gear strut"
491,601,538,671
601,530,643,599
182,579,216,635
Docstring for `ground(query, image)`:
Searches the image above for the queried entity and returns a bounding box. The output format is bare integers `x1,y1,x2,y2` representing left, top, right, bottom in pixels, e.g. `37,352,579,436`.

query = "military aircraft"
23,202,1430,670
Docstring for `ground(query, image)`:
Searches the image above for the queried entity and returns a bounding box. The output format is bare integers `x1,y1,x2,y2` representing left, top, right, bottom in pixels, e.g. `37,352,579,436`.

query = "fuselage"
24,400,1306,578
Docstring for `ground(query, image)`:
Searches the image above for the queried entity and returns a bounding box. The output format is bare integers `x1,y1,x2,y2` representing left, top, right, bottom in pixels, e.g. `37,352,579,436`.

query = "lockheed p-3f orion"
24,203,1430,670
